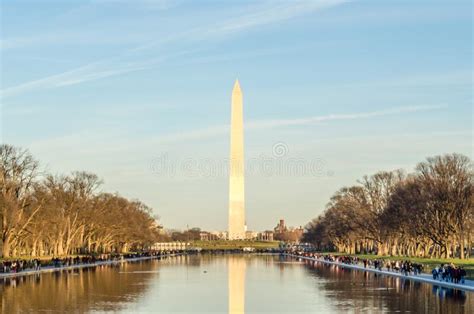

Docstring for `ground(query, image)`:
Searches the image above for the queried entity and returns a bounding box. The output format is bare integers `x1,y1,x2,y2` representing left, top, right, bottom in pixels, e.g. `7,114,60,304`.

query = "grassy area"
325,252,474,272
190,240,279,250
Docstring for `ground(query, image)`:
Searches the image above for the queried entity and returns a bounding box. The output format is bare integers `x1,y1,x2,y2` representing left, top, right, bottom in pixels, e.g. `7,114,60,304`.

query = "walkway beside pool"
0,253,183,280
286,253,474,292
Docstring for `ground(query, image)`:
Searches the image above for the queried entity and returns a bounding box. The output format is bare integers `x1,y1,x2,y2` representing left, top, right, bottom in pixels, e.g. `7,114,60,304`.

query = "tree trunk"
2,236,11,258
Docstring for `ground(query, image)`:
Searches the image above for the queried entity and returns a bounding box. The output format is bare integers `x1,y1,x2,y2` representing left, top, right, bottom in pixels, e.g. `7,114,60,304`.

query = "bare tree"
304,154,473,259
0,144,42,257
416,154,473,258
1,144,162,258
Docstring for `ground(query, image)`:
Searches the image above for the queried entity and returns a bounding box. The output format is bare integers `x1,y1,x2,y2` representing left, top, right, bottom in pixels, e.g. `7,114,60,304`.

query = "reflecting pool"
1,255,472,313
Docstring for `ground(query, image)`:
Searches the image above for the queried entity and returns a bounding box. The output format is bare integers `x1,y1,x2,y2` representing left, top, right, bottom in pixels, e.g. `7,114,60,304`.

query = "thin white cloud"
210,0,348,36
246,105,446,129
1,66,130,99
147,105,444,144
26,105,443,154
1,0,348,99
131,0,348,52
1,58,165,99
0,1,179,51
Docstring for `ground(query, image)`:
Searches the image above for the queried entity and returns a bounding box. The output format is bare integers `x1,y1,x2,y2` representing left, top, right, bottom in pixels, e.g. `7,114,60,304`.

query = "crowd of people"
1,259,42,273
289,251,468,285
0,251,182,275
431,264,467,284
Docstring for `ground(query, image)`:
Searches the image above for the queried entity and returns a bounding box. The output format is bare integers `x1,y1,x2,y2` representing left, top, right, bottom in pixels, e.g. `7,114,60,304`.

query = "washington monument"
228,79,246,240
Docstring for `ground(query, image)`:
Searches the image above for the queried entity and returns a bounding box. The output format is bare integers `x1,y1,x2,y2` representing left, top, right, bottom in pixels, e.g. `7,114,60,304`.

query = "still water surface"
1,254,472,313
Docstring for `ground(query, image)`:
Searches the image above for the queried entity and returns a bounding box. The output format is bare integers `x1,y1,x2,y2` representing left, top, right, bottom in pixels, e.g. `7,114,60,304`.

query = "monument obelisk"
228,79,246,240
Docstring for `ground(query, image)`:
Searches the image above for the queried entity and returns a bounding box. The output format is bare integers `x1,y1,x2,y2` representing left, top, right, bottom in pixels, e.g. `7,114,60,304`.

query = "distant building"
274,219,304,243
274,219,287,234
257,231,274,241
199,231,221,241
210,231,228,240
245,231,258,240
199,232,210,241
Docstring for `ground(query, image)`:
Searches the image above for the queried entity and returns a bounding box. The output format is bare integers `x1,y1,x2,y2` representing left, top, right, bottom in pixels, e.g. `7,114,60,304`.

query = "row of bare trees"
303,153,473,259
1,144,162,258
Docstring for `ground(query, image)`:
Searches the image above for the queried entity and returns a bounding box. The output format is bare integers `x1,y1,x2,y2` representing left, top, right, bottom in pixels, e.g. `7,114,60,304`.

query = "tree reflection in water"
302,259,472,314
0,260,160,313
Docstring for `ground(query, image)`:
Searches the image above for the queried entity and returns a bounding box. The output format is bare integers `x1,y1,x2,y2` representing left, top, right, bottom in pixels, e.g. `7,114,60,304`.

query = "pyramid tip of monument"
233,78,241,92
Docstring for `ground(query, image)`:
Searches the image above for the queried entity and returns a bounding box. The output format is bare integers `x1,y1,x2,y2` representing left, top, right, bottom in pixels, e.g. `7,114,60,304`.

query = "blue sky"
1,0,472,231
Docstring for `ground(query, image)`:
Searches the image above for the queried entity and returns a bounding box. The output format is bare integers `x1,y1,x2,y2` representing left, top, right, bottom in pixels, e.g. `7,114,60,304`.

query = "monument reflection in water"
228,256,246,314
